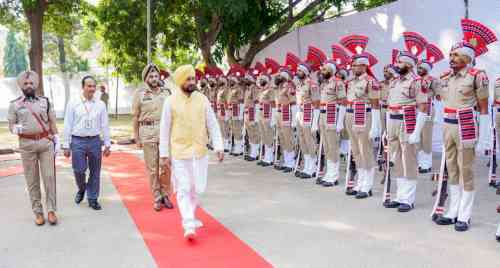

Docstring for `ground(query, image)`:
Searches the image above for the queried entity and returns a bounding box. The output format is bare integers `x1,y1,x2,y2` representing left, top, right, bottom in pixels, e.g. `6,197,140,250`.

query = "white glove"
53,135,61,155
270,108,277,128
408,112,428,144
336,105,346,133
433,100,444,124
369,109,381,140
239,104,244,121
11,124,23,134
311,109,320,132
291,105,298,128
476,114,492,153
255,104,261,122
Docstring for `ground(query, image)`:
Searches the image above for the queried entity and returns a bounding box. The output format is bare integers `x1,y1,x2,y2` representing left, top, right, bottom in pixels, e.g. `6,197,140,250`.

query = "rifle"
315,133,323,182
381,134,392,206
344,142,357,193
488,107,497,187
431,146,449,222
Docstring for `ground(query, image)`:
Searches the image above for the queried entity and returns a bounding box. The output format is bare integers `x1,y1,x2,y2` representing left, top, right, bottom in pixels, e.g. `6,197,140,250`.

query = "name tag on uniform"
84,118,93,129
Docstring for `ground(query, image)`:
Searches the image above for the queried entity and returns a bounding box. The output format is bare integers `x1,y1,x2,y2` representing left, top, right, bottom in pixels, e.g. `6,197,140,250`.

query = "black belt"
497,108,500,112
390,114,403,120
72,135,99,139
382,104,388,109
320,109,326,113
444,118,458,124
346,108,371,113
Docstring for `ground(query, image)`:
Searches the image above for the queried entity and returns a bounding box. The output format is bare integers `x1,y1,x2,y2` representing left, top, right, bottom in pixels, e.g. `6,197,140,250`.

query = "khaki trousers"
258,120,274,147
19,138,56,214
443,123,475,191
319,114,339,162
345,112,375,169
387,117,418,178
244,118,260,145
230,119,243,140
143,142,172,202
297,120,316,156
277,116,294,152
420,120,433,154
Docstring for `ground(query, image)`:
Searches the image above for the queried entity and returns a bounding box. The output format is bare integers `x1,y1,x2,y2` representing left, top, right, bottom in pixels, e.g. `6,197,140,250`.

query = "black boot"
454,220,470,232
435,216,456,225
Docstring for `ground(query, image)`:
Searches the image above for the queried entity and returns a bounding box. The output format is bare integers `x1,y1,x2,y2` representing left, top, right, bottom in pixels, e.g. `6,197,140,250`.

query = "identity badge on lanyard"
82,99,94,129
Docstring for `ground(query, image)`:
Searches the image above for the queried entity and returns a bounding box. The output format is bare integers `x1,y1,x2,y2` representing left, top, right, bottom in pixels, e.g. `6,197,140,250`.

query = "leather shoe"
75,191,85,204
315,178,324,185
274,165,285,171
322,181,338,187
282,167,293,173
247,157,257,162
88,199,102,210
35,213,45,226
398,203,414,212
153,201,162,211
162,196,174,209
418,167,431,174
496,235,500,242
257,161,264,166
497,205,500,213
47,211,58,225
345,188,358,196
435,216,456,225
261,162,272,167
384,200,400,208
355,190,372,199
455,220,470,232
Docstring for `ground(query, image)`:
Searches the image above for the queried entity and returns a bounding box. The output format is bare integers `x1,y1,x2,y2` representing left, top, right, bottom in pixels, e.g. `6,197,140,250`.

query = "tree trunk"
57,37,71,116
24,0,48,96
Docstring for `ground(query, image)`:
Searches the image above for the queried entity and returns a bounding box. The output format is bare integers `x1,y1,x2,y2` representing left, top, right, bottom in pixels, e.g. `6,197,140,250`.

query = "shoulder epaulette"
468,68,479,76
10,96,22,103
440,70,452,79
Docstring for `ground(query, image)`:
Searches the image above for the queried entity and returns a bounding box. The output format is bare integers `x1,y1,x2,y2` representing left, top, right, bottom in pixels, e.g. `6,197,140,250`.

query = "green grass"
0,114,135,149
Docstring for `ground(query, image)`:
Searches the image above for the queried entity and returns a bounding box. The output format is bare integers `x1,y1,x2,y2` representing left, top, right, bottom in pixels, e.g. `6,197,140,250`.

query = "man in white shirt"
62,75,111,210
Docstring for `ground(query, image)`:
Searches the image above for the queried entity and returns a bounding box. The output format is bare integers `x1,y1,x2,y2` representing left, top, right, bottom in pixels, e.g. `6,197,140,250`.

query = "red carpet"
103,152,272,268
0,165,23,178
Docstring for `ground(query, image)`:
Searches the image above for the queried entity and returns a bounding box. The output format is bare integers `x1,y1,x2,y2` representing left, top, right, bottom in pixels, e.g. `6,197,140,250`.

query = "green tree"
3,31,28,77
0,0,84,95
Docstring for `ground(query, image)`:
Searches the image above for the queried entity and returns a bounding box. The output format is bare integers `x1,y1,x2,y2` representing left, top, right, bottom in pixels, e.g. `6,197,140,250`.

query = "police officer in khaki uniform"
416,45,444,174
317,61,346,186
380,65,398,134
227,66,245,156
132,64,173,211
434,18,495,232
8,71,59,225
274,67,297,172
243,68,261,161
383,41,427,212
256,71,276,167
341,35,381,199
294,62,321,179
216,73,231,152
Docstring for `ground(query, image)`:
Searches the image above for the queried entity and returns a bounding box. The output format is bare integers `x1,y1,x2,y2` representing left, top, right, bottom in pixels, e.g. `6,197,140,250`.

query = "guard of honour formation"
7,17,500,242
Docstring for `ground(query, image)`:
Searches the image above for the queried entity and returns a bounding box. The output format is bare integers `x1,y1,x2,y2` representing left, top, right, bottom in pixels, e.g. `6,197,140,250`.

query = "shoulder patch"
468,68,479,76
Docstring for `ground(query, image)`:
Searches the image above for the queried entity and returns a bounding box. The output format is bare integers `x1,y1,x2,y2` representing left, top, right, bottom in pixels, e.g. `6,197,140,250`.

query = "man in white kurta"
159,65,224,240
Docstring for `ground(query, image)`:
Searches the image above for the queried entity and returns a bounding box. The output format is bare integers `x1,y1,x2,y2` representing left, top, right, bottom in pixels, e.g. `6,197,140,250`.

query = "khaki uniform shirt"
295,78,320,106
388,72,425,106
346,73,379,103
320,77,346,104
436,67,489,109
8,96,55,135
132,86,171,143
244,84,259,108
276,81,297,106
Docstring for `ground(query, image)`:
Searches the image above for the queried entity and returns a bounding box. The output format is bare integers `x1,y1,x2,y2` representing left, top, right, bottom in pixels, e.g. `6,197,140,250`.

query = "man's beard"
397,66,409,75
322,72,332,80
274,77,284,86
183,84,197,93
23,88,36,99
147,80,159,88
297,73,305,80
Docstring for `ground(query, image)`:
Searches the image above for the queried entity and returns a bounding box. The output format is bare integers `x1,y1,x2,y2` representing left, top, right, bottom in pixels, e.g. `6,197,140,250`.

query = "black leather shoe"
454,221,470,232
261,162,272,167
282,167,293,173
435,216,456,225
75,191,85,204
247,157,257,162
419,167,431,174
294,171,302,177
345,188,358,196
162,196,174,209
88,199,102,210
257,161,264,166
355,190,372,199
315,178,324,185
496,235,500,242
384,200,400,208
300,173,312,179
322,181,338,187
398,203,414,212
274,165,285,171
224,149,229,153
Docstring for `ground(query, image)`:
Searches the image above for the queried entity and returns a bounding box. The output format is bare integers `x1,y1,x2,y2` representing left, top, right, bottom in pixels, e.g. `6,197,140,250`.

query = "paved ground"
0,149,499,268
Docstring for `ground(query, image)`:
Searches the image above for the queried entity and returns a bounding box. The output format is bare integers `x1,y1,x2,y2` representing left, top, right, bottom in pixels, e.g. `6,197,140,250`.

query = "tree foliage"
3,31,28,77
